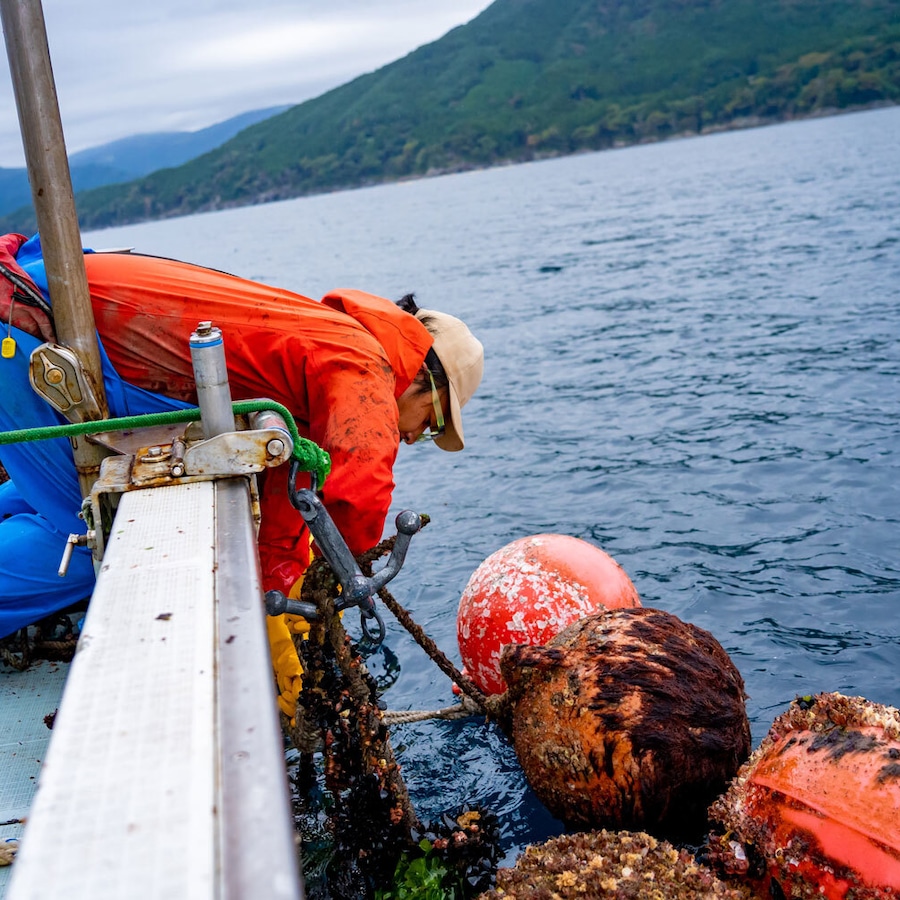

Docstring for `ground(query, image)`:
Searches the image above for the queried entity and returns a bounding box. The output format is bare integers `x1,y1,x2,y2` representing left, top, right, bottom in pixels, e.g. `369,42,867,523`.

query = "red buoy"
457,534,640,694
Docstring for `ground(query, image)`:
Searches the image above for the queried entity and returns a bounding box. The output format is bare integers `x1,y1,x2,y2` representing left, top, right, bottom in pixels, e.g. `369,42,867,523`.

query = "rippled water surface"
88,106,900,858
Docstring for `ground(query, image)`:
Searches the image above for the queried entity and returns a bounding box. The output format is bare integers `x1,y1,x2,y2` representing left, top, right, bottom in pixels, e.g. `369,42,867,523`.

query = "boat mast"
0,0,109,496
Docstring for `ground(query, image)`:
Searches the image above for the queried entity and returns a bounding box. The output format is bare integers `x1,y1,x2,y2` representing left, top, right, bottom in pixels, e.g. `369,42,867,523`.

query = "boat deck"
0,658,69,898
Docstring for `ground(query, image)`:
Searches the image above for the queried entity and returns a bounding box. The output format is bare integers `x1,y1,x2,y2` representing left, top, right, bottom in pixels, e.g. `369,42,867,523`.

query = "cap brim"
415,306,483,453
434,378,464,452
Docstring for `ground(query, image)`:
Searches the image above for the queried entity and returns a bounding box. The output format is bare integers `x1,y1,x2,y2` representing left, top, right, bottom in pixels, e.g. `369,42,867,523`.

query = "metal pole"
0,0,109,496
216,478,306,900
190,322,237,439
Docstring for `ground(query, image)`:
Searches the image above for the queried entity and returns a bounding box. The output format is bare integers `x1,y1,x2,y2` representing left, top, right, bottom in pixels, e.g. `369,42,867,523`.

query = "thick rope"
0,841,17,867
0,398,331,486
383,695,484,725
0,640,30,671
0,614,80,670
357,529,511,730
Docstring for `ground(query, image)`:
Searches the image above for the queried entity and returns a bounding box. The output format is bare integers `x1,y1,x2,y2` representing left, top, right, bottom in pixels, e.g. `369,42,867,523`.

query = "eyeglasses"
415,369,446,443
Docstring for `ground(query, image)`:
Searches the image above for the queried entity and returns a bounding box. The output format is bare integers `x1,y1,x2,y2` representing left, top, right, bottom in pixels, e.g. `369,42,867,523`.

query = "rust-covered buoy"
476,829,758,900
457,534,640,694
501,607,750,839
706,692,900,898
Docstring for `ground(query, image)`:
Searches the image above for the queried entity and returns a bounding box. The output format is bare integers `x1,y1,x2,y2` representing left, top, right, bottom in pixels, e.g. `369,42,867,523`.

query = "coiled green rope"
0,399,331,487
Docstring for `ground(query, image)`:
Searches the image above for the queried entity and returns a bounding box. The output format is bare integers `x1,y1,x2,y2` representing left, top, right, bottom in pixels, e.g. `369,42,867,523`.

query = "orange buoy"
707,692,900,897
456,534,640,694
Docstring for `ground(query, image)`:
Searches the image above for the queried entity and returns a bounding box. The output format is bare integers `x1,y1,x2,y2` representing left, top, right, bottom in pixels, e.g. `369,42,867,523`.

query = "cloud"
0,0,493,167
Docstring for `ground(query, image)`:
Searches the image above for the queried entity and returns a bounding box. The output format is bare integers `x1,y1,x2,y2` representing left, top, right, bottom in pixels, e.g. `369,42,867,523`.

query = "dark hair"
396,292,448,393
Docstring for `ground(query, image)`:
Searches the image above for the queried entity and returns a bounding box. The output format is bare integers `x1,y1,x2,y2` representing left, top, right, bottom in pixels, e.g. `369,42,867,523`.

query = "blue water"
86,105,900,859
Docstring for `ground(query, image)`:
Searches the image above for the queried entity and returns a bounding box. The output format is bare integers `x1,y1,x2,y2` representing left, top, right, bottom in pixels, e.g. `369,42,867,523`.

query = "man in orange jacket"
0,234,484,718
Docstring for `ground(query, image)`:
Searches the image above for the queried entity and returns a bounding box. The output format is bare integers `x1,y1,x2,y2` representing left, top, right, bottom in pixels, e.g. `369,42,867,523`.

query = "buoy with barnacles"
456,534,640,694
706,692,900,898
500,606,751,840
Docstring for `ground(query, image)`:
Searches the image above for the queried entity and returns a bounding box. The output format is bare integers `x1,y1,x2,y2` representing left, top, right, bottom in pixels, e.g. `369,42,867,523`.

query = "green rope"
0,399,331,486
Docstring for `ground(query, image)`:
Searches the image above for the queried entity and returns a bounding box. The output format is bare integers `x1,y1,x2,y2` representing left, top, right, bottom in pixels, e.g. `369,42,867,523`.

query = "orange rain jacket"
79,251,433,594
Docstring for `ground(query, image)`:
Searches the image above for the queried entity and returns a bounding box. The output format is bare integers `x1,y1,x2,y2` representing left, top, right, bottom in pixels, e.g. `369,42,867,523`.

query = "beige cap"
415,308,484,452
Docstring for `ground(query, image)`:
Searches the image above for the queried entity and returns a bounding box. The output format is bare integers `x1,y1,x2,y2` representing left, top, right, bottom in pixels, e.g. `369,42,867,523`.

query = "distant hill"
0,105,289,218
3,0,899,232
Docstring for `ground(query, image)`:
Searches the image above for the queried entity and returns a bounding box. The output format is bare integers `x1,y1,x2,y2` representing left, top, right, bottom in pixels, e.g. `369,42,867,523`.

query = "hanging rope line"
289,557,419,890
356,528,511,730
0,398,331,487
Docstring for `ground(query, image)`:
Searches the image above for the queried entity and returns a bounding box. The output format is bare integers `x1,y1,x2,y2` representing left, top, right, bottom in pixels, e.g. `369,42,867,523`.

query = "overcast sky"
0,0,494,168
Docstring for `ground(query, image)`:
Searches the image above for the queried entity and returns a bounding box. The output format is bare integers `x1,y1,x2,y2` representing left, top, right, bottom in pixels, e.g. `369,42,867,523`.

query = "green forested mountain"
0,105,290,218
6,0,900,231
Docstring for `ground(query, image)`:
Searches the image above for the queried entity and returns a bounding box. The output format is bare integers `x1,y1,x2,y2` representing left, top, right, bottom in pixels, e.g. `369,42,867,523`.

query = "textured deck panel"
0,659,69,896
0,660,68,821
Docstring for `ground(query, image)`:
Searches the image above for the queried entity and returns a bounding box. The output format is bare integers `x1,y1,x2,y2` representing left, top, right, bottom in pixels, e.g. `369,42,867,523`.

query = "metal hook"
359,605,385,646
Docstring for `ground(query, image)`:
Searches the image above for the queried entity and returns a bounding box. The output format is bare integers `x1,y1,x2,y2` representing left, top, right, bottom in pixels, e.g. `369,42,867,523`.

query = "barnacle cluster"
502,607,751,839
477,830,760,899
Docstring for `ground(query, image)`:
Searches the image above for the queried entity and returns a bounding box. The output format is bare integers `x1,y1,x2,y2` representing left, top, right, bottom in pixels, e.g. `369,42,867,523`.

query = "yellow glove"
266,614,303,725
284,576,311,637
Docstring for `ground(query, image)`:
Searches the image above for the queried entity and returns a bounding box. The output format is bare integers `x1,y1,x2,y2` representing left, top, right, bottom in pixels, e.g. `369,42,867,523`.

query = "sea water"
85,104,900,859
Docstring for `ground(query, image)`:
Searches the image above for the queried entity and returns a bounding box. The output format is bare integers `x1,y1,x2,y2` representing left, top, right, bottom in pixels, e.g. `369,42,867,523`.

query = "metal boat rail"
2,330,307,899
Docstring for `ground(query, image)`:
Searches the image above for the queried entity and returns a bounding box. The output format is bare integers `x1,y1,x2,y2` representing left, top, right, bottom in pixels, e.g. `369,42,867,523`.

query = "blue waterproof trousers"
0,323,190,638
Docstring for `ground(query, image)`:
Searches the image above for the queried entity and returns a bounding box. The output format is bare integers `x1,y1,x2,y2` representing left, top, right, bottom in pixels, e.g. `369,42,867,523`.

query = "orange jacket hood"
321,289,433,397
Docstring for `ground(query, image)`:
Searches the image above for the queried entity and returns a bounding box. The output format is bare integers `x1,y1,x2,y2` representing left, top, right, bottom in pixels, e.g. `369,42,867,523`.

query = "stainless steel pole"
190,321,237,438
0,0,109,496
216,478,306,900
